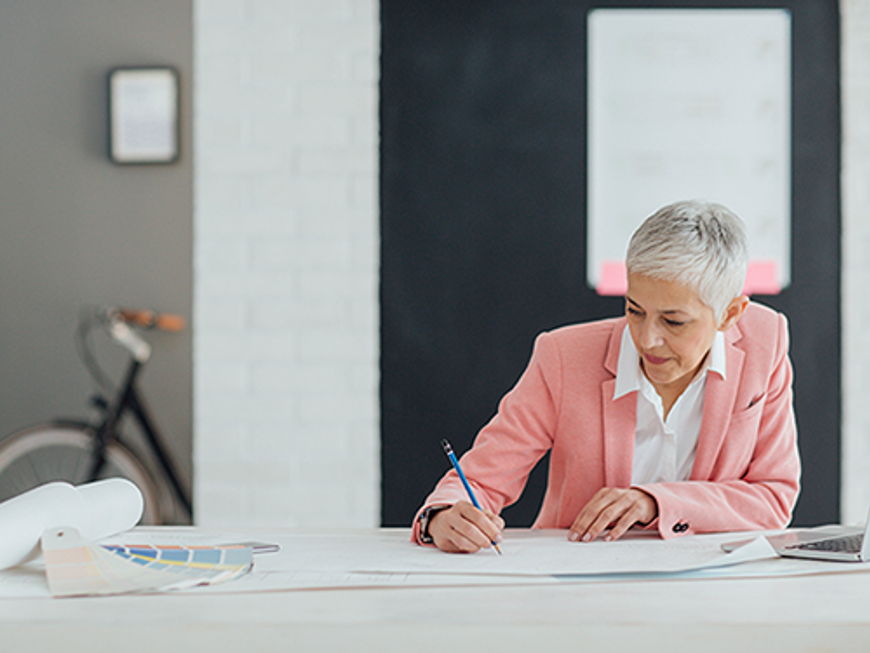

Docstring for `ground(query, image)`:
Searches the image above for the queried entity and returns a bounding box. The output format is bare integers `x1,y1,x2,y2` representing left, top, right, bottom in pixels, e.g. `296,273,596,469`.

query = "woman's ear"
718,295,749,331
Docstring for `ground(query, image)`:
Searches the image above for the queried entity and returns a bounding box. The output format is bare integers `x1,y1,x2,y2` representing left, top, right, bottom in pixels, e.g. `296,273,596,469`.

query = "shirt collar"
613,325,726,400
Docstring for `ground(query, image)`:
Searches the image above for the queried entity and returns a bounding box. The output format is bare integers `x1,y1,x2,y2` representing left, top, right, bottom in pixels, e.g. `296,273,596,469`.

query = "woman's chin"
644,366,682,389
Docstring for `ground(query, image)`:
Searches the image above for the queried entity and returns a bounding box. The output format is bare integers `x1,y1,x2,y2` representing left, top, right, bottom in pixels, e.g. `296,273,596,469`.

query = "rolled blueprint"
0,478,143,570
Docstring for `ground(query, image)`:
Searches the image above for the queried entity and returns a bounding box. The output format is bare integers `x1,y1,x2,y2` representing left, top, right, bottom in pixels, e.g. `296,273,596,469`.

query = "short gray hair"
625,200,748,321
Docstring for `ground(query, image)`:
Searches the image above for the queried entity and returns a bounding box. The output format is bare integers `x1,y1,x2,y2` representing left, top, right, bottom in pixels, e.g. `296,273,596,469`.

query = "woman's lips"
643,352,670,365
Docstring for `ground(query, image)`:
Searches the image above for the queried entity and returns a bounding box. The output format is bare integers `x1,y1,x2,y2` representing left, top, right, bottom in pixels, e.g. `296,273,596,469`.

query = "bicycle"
0,307,193,524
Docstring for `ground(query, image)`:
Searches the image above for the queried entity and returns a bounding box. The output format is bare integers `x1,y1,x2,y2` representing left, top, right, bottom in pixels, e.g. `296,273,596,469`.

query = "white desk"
2,528,869,653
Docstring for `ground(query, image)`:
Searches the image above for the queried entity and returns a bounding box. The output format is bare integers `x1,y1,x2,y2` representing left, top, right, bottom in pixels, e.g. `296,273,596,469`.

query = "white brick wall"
193,0,379,527
841,0,870,524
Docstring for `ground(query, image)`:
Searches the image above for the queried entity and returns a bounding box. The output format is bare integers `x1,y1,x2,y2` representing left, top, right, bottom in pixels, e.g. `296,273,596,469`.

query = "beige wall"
0,1,193,521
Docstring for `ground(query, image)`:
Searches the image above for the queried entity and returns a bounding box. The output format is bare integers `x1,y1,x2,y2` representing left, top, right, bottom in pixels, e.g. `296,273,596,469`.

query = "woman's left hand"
568,487,658,542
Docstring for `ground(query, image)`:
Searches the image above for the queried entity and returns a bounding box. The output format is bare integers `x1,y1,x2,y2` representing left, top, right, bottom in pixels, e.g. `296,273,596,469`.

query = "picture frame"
107,66,180,164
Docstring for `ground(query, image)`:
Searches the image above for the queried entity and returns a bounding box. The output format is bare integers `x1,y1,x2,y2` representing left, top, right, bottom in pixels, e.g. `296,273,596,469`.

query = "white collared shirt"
613,325,727,485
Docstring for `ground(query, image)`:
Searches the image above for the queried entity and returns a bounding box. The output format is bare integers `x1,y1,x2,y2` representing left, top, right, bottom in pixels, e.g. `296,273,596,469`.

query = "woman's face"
625,273,723,395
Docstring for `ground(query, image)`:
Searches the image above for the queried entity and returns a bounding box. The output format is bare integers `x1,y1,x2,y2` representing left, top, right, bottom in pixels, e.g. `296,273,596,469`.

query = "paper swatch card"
41,527,253,597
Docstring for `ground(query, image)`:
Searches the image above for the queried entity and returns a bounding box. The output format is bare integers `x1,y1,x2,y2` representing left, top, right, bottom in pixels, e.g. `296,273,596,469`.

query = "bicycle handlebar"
76,306,186,390
100,308,185,363
115,309,186,332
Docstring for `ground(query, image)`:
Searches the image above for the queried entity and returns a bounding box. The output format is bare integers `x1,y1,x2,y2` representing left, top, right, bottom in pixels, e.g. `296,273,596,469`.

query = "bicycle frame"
87,345,193,518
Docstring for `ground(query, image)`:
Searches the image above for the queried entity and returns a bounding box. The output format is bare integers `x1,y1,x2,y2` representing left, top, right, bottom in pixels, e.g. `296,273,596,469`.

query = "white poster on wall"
587,9,791,295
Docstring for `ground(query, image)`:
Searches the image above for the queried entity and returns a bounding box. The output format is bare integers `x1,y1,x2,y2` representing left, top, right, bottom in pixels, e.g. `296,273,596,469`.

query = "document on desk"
348,530,779,576
155,529,777,579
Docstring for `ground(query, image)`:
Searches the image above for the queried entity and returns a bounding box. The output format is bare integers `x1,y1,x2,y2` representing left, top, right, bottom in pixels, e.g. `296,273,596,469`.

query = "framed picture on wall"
107,66,180,164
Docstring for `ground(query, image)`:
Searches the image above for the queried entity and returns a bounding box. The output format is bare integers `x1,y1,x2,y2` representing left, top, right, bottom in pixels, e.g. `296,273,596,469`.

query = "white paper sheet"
344,530,779,576
0,561,48,598
191,569,561,593
129,529,777,577
0,479,143,570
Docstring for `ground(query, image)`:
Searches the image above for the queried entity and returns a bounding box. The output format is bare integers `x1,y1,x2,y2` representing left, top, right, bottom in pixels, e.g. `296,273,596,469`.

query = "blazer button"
680,523,690,532
672,522,682,533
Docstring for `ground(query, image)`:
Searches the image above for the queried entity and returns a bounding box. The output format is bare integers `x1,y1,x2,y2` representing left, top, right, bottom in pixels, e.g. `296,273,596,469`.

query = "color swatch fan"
41,526,253,597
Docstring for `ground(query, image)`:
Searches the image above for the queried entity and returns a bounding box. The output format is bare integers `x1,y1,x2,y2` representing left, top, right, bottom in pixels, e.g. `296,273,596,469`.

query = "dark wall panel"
380,0,840,528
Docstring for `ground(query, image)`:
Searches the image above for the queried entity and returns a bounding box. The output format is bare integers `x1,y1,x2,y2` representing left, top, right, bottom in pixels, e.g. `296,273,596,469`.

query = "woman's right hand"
428,500,505,553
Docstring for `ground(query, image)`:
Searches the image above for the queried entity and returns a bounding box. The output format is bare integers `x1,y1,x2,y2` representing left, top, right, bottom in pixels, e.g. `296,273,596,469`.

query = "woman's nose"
640,322,664,349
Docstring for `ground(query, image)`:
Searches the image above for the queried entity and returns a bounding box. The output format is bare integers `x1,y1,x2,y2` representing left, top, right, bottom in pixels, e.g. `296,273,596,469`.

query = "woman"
412,200,800,553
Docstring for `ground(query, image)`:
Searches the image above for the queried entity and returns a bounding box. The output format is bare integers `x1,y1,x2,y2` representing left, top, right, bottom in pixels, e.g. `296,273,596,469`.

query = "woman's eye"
663,318,685,327
627,307,642,316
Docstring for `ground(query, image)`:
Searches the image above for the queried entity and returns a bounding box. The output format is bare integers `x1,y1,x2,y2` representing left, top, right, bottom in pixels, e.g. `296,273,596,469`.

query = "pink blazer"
412,302,801,541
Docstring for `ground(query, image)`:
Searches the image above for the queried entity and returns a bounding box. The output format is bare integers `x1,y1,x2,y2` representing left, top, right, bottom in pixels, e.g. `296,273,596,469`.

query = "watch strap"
418,505,449,544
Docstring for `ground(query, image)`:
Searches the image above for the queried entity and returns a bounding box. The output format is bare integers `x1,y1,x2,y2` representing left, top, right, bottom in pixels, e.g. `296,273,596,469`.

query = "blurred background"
0,0,866,530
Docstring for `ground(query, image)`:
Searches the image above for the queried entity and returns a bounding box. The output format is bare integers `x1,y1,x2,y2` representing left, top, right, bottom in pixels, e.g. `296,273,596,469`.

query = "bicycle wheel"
0,421,162,524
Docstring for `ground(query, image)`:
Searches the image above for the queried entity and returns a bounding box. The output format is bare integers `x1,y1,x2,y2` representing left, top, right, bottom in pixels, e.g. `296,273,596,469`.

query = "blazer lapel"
690,323,745,480
601,320,635,487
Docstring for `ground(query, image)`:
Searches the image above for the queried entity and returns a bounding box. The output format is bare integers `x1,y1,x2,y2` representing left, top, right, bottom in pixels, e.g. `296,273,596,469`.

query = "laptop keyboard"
795,534,864,553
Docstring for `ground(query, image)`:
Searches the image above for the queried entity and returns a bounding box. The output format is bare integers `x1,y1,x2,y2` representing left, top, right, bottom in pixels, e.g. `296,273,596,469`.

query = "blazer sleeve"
635,313,801,538
410,332,561,544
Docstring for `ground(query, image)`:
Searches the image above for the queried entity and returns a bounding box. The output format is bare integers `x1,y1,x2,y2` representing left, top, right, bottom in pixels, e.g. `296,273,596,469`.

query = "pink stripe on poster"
596,261,628,296
595,260,782,296
743,260,781,295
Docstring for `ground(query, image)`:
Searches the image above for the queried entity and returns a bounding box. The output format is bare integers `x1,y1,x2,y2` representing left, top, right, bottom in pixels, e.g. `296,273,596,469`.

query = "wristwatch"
417,505,448,544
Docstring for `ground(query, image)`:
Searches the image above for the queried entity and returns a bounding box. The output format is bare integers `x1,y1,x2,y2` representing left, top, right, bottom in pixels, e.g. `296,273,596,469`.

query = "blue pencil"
440,439,502,555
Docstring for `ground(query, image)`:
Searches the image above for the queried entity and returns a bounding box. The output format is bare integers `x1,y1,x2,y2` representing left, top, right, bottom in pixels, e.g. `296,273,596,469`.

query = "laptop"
722,508,870,562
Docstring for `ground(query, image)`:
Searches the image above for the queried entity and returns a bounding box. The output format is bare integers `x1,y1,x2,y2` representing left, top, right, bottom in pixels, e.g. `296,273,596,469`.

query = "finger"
429,504,483,553
603,503,644,542
444,528,484,553
450,507,497,550
439,530,479,553
455,503,502,544
451,522,491,551
485,511,506,533
437,508,485,553
568,507,594,542
483,510,506,537
568,495,608,540
583,496,633,542
569,490,620,542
